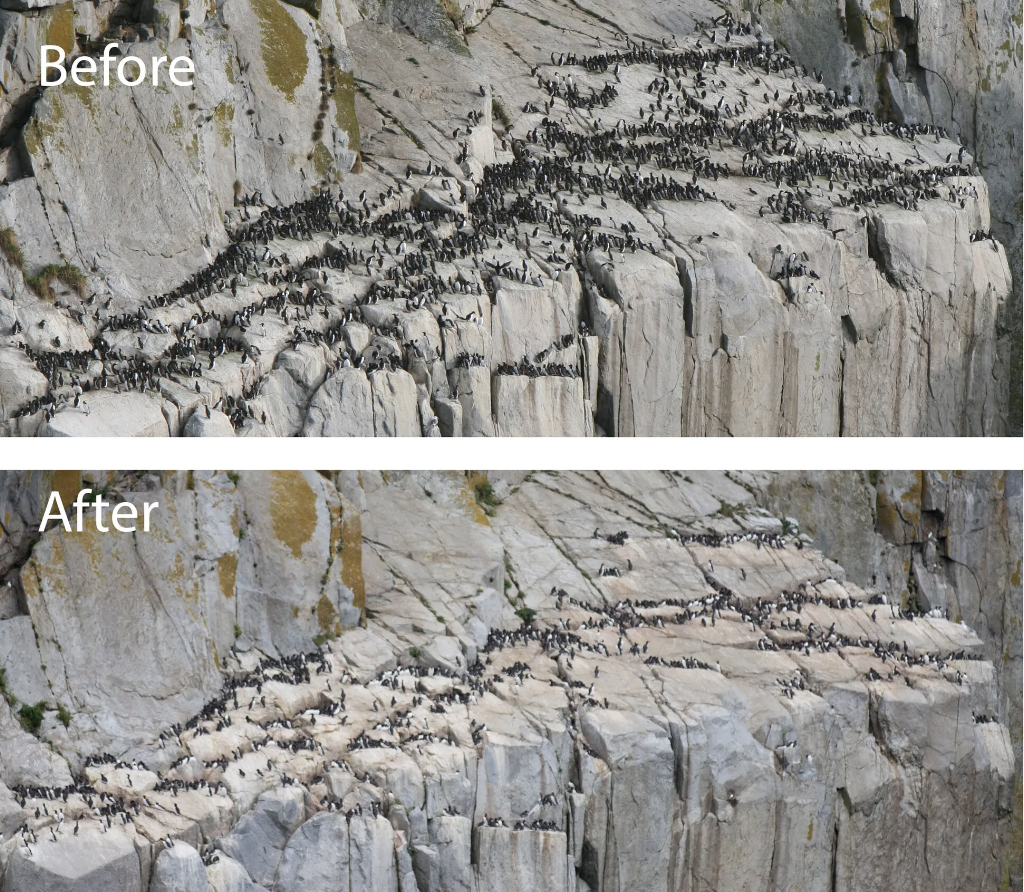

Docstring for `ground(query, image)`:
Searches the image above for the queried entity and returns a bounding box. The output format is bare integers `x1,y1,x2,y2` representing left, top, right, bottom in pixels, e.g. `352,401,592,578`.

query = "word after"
41,45,195,87
39,489,160,533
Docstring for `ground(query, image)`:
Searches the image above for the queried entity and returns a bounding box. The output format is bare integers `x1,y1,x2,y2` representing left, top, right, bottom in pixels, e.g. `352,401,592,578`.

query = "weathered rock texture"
0,469,1018,892
0,0,359,294
0,0,1014,436
732,0,1023,433
755,469,1023,889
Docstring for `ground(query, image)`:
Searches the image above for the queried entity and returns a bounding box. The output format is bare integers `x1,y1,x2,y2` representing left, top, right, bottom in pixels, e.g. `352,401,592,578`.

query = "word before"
39,489,160,533
40,45,194,87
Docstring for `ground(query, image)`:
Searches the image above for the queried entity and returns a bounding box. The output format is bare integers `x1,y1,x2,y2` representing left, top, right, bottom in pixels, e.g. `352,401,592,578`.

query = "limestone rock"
276,812,350,892
206,855,269,892
476,827,568,892
348,815,397,892
217,786,308,887
150,843,210,892
39,391,170,437
0,0,1012,437
3,828,141,892
0,469,1015,890
0,617,49,705
370,369,420,437
301,369,374,437
184,409,237,437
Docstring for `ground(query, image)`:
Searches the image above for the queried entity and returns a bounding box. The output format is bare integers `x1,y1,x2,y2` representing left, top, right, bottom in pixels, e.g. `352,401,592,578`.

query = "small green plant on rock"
491,98,511,128
18,701,47,735
475,479,500,509
0,228,24,270
0,668,15,707
57,705,72,727
409,646,421,658
515,607,536,624
25,263,86,301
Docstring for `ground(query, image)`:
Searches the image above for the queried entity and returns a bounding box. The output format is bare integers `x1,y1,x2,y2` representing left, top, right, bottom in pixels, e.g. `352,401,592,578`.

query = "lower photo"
0,470,1019,892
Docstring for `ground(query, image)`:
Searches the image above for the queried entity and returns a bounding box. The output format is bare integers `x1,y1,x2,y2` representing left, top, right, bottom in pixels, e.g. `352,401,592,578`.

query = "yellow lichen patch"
63,79,96,118
166,551,198,608
459,472,492,526
333,69,360,154
311,141,333,178
269,470,317,559
45,3,76,56
23,93,65,158
291,605,299,619
316,592,340,636
214,102,234,148
20,565,40,601
807,817,813,841
217,553,237,598
50,471,82,511
340,501,365,618
899,471,923,530
875,471,923,540
251,0,308,102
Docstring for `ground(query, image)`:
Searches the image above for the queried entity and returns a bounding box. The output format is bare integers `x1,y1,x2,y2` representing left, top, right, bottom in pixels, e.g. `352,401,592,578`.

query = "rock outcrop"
0,469,1017,891
733,0,1023,434
0,0,1013,436
755,469,1023,888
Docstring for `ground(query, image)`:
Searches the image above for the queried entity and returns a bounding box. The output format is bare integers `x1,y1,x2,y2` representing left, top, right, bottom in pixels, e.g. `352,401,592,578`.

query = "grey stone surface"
206,855,269,892
276,812,350,892
0,616,49,705
3,828,141,892
218,787,308,887
0,0,1012,437
741,0,1022,435
0,470,1015,890
151,843,210,892
301,369,374,437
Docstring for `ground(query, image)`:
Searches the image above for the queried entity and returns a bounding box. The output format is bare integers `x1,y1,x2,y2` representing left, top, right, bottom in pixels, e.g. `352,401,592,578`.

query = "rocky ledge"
0,0,1013,436
0,470,1016,891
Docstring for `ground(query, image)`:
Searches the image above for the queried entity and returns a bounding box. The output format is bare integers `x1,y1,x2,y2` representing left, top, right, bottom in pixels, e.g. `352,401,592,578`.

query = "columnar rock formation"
0,470,1017,891
732,0,1023,434
754,469,1023,889
0,0,1013,436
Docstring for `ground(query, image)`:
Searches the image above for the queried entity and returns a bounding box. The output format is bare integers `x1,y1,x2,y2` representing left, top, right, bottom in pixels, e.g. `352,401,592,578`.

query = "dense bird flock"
2,13,992,433
4,521,983,864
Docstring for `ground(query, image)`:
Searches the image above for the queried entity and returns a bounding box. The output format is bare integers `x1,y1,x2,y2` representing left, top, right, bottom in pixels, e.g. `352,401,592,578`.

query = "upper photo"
0,0,1018,436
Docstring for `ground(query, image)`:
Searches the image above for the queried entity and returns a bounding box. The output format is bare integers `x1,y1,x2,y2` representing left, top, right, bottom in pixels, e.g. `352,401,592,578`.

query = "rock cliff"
0,0,1014,436
731,0,1023,435
755,469,1023,889
0,470,1017,891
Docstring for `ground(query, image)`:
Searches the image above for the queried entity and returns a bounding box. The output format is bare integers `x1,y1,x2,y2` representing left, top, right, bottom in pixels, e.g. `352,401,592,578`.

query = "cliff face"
757,469,1023,889
734,0,1023,432
0,0,359,296
0,0,1013,436
0,470,1017,892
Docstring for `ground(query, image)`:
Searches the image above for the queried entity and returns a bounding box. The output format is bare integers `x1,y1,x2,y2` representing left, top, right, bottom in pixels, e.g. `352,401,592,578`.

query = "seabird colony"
5,522,984,863
3,14,992,431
